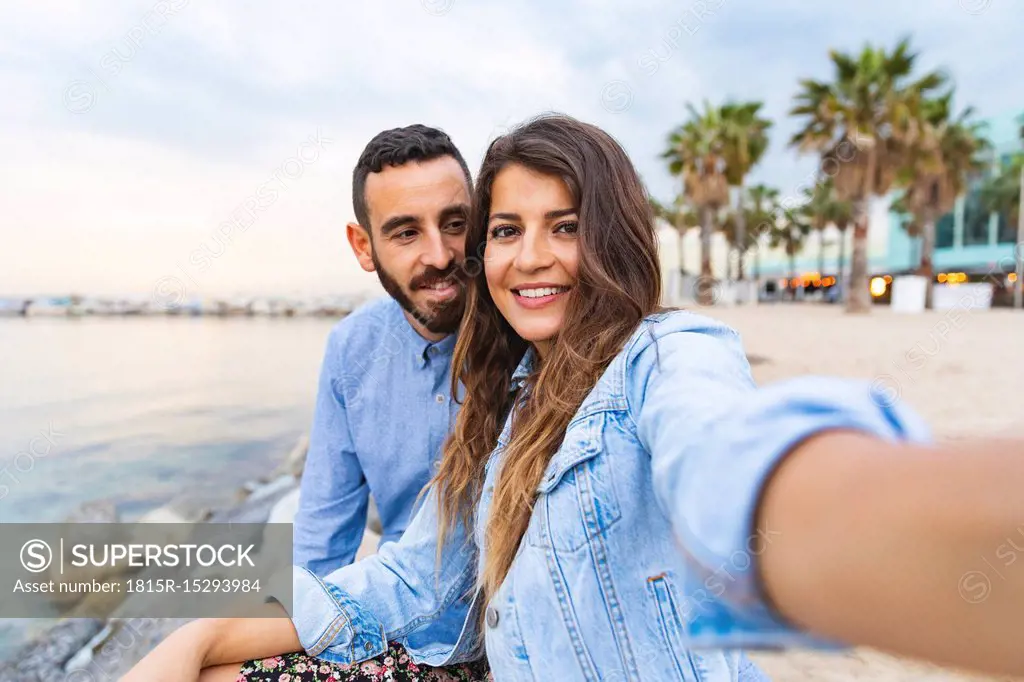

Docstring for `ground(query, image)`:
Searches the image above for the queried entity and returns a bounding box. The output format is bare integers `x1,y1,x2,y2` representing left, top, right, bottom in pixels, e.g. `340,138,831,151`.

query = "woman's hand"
119,620,214,682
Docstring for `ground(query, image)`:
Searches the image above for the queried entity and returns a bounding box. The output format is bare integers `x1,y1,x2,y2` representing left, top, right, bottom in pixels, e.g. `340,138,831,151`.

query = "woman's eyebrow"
489,208,576,221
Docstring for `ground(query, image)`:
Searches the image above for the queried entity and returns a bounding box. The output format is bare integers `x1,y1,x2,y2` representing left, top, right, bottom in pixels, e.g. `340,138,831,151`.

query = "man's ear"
346,222,376,273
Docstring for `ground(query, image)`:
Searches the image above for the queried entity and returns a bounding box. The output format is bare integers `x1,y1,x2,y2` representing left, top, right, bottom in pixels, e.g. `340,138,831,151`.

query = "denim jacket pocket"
527,419,622,552
647,572,706,682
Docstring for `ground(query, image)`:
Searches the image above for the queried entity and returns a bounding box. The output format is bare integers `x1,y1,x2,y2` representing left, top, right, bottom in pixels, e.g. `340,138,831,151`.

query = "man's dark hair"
352,124,473,232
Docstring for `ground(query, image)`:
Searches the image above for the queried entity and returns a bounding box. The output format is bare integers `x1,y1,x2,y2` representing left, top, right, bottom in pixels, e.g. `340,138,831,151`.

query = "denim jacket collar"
510,347,535,392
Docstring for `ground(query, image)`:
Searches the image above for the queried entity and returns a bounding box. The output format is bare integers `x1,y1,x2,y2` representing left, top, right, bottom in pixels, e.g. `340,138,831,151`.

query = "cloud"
0,0,1020,296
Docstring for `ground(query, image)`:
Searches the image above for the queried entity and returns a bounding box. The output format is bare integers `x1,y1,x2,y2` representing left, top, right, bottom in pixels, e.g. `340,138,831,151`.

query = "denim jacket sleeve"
290,484,480,666
626,313,932,648
293,327,369,576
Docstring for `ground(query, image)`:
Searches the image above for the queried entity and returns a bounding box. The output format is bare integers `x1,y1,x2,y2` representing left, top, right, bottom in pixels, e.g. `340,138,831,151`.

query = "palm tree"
800,183,831,279
662,101,730,305
746,184,781,283
899,92,989,308
799,178,854,291
790,36,948,313
769,207,810,300
891,190,924,267
649,194,699,297
720,101,773,285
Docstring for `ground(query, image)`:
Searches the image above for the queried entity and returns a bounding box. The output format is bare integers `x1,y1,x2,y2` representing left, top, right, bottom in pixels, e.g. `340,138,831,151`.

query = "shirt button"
486,606,499,628
435,394,445,403
429,346,439,355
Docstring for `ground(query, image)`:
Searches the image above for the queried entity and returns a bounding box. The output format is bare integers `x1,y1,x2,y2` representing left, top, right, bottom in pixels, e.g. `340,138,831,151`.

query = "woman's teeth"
516,287,568,299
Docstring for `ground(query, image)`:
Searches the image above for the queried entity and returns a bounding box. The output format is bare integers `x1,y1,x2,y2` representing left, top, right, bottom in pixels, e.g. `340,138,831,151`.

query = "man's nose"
421,229,454,269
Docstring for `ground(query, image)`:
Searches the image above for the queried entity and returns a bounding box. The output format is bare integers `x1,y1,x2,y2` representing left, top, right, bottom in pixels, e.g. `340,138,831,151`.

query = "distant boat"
24,298,71,317
0,299,27,316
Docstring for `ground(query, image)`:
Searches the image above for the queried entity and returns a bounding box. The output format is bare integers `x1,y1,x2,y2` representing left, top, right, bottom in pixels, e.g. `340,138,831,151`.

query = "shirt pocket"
647,572,707,682
526,416,622,553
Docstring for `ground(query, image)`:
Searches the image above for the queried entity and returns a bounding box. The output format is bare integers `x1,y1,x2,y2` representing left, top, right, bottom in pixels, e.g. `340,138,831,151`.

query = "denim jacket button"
364,642,374,652
486,606,499,628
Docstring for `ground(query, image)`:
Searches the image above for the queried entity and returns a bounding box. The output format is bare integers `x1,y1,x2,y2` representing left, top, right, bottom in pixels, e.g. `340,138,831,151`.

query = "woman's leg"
226,643,490,682
198,663,244,682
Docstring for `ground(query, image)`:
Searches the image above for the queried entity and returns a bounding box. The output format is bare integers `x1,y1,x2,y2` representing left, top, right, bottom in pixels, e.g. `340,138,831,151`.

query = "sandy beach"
700,303,1024,682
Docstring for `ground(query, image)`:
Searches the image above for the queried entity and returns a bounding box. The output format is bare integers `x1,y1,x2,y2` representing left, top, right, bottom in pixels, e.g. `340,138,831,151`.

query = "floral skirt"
236,642,491,682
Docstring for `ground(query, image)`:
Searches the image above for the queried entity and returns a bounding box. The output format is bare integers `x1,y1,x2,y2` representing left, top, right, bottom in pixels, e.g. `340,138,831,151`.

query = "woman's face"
485,163,579,358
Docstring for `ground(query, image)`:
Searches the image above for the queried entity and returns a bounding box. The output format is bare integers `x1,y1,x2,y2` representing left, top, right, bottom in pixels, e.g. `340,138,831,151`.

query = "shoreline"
0,436,309,682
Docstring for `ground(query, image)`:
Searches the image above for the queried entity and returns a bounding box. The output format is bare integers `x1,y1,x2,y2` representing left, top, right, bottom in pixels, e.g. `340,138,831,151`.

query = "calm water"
0,315,340,658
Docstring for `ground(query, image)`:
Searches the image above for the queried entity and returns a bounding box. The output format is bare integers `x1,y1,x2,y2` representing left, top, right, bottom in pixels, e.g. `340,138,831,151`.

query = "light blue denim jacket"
288,310,932,681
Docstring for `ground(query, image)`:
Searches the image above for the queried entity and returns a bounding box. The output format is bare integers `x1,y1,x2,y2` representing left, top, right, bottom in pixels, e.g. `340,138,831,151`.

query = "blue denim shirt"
287,310,932,680
293,297,459,576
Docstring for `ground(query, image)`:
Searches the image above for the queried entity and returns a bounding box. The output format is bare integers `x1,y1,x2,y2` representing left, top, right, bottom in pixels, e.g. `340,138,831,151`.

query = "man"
293,123,472,576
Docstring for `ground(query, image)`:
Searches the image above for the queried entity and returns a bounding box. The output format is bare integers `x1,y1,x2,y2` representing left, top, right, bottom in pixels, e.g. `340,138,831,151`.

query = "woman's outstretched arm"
758,430,1024,676
629,314,1024,676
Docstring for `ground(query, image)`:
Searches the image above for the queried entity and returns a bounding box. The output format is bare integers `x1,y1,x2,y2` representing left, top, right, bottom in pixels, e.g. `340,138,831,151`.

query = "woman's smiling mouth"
511,284,571,308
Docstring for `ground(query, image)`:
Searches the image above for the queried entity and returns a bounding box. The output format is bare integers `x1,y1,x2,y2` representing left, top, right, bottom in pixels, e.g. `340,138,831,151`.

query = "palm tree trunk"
837,226,847,300
788,250,797,301
1015,164,1023,309
699,205,714,305
817,229,826,281
675,222,687,304
917,212,936,310
847,198,871,313
736,183,747,282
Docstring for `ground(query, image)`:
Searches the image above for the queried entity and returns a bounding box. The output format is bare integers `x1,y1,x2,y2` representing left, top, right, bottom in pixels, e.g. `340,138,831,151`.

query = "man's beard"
372,252,466,336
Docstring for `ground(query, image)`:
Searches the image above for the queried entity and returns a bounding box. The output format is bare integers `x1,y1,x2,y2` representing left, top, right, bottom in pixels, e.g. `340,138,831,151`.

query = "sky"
1,0,1021,299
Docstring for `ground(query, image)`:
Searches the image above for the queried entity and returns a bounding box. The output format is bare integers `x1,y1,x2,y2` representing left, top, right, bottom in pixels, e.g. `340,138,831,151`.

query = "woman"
126,115,1024,681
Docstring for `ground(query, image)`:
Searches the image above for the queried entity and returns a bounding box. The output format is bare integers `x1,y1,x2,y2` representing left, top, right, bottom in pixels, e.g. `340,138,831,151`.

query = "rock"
45,501,137,609
247,474,297,504
209,478,298,525
267,486,300,525
61,622,114,673
270,434,309,479
137,495,214,524
131,493,221,547
0,618,104,682
74,619,192,681
63,576,134,619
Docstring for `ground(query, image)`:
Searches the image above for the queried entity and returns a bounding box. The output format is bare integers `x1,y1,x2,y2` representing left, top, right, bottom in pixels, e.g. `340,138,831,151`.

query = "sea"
0,315,341,661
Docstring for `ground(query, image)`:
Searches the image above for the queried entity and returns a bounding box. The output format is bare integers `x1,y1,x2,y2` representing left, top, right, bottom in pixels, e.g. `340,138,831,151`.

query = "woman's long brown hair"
432,114,663,624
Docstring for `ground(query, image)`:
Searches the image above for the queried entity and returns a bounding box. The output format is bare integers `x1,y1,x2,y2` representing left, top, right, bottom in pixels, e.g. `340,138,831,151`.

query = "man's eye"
446,220,467,232
395,229,417,240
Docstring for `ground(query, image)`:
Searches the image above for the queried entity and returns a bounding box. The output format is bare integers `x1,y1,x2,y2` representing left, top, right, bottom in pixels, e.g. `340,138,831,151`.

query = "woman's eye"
489,225,518,239
555,221,579,234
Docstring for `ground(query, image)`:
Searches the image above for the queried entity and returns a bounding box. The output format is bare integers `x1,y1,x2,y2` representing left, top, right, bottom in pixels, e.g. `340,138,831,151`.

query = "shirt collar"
387,299,457,368
510,347,535,392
